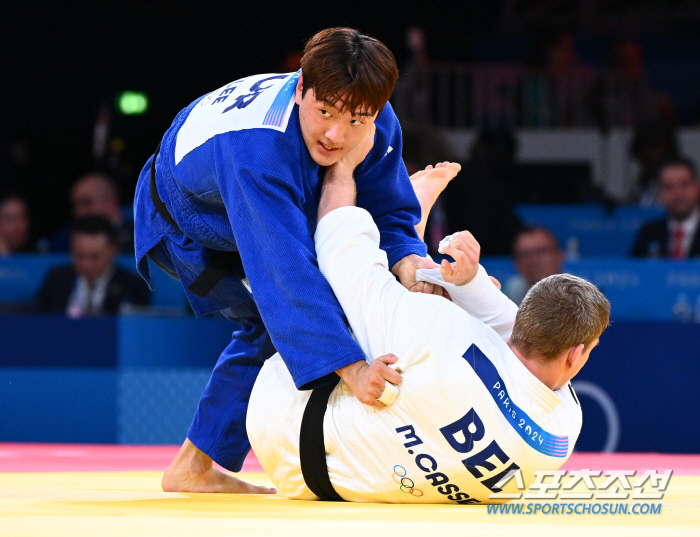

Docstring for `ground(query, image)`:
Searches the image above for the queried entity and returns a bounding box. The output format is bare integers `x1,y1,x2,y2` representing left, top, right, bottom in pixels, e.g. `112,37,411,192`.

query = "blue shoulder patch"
462,344,569,458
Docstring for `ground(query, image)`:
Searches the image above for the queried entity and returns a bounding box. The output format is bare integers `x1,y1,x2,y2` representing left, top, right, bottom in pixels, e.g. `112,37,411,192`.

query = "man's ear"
294,73,304,106
567,343,585,370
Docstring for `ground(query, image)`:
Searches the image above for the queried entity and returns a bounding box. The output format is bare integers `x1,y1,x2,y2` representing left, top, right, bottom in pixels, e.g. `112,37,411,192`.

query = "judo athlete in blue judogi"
133,28,449,493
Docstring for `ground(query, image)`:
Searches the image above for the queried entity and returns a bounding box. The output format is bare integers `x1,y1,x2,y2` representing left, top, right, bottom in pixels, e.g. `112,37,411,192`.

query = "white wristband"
377,382,400,406
438,233,458,255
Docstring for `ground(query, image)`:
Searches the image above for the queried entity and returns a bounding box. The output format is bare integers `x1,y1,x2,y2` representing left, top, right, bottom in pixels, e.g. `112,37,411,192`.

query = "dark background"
6,1,700,238
3,1,700,452
2,1,499,239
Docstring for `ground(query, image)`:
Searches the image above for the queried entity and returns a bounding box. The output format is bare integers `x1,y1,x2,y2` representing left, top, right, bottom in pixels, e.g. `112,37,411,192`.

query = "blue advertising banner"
515,204,665,257
0,315,697,452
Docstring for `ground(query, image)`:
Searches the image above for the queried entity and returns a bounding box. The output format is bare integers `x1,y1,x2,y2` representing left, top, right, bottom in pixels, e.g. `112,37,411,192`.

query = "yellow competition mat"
1,471,699,537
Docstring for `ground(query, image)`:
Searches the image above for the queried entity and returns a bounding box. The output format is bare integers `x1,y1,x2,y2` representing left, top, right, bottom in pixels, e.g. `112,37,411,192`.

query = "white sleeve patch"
174,71,299,164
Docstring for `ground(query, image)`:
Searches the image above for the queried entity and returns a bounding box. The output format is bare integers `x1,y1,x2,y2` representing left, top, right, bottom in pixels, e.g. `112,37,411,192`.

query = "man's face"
71,232,117,283
0,198,29,251
658,164,700,221
513,231,564,286
295,78,378,167
71,179,112,219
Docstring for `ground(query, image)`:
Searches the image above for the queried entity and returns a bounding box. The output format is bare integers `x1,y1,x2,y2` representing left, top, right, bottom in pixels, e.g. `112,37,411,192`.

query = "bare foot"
410,161,461,240
162,438,276,494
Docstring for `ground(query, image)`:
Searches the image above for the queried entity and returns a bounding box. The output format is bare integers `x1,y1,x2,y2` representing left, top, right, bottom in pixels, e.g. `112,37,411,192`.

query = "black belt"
299,376,345,502
149,142,241,299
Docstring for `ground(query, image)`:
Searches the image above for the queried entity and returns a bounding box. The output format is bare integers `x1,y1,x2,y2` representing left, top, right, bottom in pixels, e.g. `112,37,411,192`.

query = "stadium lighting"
117,91,149,115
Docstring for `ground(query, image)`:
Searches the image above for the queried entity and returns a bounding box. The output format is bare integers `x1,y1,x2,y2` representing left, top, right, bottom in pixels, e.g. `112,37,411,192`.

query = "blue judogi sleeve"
355,104,428,267
213,128,363,389
212,105,425,390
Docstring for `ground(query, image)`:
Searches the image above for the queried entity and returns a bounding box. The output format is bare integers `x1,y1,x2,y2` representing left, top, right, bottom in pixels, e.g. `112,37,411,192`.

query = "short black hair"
658,155,697,179
72,216,118,244
300,27,398,116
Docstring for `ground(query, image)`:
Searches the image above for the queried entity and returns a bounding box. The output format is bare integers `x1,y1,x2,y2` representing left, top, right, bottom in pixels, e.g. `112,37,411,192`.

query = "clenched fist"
336,353,402,408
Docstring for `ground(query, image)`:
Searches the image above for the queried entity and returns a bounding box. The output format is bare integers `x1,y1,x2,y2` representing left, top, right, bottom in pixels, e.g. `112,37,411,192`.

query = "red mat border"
0,443,262,473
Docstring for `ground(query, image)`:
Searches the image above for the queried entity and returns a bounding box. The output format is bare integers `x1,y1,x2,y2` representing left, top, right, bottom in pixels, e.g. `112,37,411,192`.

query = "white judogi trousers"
247,207,582,503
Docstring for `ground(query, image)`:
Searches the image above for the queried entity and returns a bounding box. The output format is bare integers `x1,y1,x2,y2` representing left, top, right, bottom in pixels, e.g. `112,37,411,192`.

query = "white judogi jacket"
247,207,582,504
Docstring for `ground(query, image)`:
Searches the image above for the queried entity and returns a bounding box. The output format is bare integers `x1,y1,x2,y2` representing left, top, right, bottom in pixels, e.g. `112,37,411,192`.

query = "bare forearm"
317,165,357,222
335,360,363,384
414,220,427,242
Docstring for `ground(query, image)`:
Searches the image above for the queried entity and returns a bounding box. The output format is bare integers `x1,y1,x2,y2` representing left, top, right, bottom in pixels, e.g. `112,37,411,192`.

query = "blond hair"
510,273,610,361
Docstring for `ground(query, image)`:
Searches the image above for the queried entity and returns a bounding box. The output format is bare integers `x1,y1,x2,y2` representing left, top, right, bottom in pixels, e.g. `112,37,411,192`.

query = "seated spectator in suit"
38,216,149,316
51,173,134,253
504,226,565,305
0,193,32,256
629,122,678,205
631,156,700,258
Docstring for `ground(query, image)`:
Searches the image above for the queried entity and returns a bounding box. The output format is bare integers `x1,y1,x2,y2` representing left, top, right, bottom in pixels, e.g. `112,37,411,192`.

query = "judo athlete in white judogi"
247,169,610,504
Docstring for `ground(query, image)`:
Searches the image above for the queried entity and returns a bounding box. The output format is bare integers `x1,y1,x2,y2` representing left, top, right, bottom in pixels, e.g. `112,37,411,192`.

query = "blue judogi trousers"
148,241,277,471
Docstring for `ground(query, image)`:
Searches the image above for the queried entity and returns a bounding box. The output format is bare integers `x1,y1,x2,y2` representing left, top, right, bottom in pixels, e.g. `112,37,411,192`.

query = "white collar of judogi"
502,346,563,417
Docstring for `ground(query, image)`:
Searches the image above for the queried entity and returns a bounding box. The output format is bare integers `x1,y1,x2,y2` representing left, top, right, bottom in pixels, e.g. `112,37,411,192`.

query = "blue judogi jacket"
134,71,426,389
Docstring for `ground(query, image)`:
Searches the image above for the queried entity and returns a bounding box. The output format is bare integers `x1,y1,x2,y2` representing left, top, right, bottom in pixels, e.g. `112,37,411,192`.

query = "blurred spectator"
630,156,700,259
630,121,679,205
393,26,431,125
528,27,578,74
441,129,522,256
524,27,595,127
589,38,673,132
38,216,149,316
51,173,134,252
504,226,565,305
0,192,32,255
611,38,645,80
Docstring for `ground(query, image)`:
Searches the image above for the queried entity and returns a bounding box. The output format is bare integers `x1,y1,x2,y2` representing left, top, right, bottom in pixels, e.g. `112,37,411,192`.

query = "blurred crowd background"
1,1,699,452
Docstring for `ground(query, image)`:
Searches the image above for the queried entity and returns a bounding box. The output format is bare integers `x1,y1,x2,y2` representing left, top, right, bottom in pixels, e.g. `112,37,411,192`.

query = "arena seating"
514,204,665,257
2,202,699,452
0,312,696,453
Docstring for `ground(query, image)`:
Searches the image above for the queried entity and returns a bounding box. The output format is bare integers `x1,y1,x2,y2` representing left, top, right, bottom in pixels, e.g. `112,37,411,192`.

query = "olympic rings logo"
392,465,424,497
